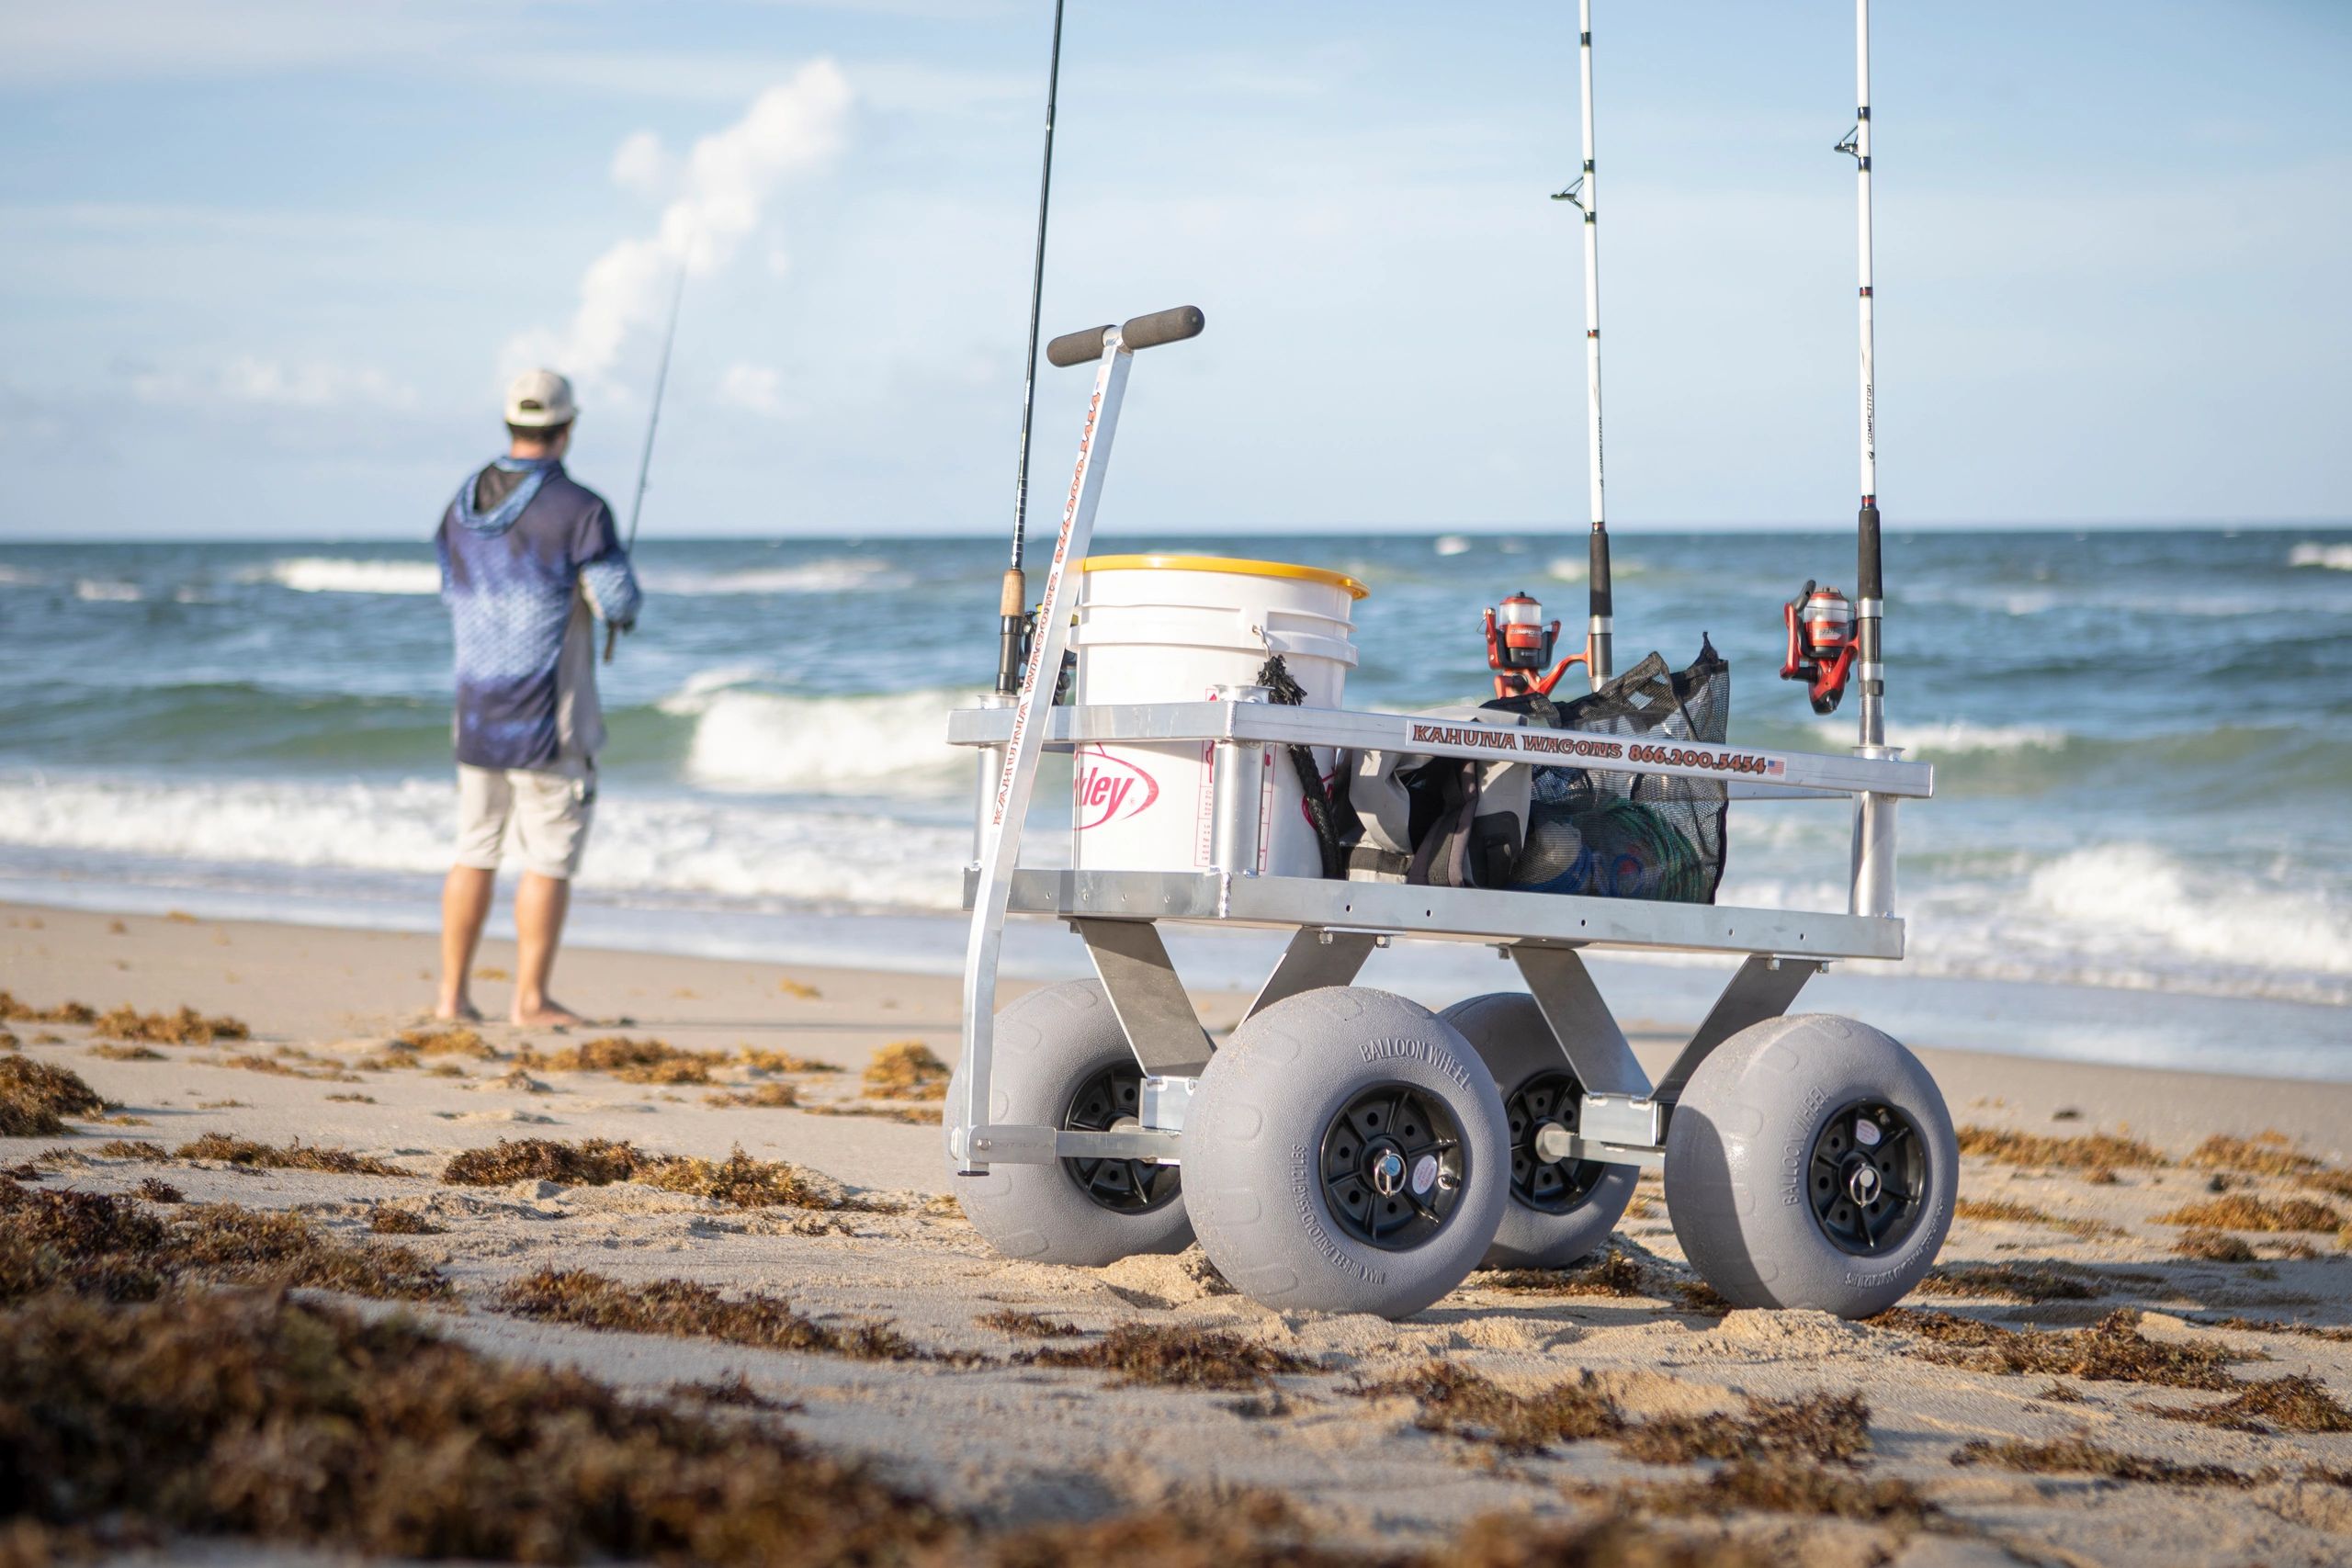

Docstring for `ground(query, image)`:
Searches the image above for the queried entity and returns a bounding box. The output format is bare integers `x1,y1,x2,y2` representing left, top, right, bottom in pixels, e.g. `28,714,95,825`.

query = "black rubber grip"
1046,324,1114,368
1119,304,1205,351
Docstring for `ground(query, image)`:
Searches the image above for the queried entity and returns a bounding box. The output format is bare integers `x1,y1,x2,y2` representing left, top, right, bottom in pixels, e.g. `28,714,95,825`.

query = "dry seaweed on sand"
2143,1374,2352,1435
517,1035,730,1085
90,1003,249,1046
94,1140,166,1160
494,1266,924,1360
1951,1435,2256,1488
1614,1391,1872,1467
2188,1131,2323,1178
1019,1322,1316,1392
442,1136,645,1186
1920,1263,2098,1302
175,1133,409,1179
84,1043,163,1062
1896,1306,2246,1389
1955,1124,2165,1170
1353,1361,1625,1454
2188,1314,2352,1345
202,1049,363,1083
368,1207,443,1235
739,1045,841,1074
705,1081,800,1109
133,1178,183,1204
0,1288,958,1564
976,1308,1085,1338
1,1178,448,1302
802,1101,942,1125
2173,1228,2257,1263
1611,1457,1935,1526
440,1137,837,1209
0,1058,112,1136
862,1040,951,1101
1477,1246,1648,1297
394,1024,496,1058
0,1056,110,1120
0,993,98,1026
2152,1193,2343,1233
639,1148,839,1210
1951,1195,2125,1238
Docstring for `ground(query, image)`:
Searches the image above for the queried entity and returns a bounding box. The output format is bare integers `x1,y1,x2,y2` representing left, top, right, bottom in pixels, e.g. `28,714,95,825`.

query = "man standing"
434,369,641,1026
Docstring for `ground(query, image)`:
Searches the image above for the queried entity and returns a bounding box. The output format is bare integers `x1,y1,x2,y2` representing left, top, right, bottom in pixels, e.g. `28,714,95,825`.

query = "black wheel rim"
1317,1082,1466,1250
1505,1070,1605,1214
1806,1099,1928,1257
1061,1063,1181,1214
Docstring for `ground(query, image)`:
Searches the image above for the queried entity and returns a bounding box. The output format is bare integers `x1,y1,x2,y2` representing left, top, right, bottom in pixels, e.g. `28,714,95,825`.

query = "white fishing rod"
604,261,687,663
1553,0,1611,687
1839,0,1895,919
1839,0,1883,749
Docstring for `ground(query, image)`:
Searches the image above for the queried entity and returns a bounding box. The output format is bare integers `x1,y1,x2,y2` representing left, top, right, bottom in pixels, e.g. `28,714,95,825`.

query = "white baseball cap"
504,368,578,429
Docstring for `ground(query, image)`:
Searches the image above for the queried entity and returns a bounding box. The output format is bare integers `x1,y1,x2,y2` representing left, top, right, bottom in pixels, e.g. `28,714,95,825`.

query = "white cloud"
129,356,417,412
507,61,853,388
609,130,673,198
715,363,802,420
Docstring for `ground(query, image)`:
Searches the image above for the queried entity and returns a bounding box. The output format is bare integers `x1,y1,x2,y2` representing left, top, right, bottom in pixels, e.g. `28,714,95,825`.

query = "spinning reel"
1780,581,1857,714
1482,592,1589,699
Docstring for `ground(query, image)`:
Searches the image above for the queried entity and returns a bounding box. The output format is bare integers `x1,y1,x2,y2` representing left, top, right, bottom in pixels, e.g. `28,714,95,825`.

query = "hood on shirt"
453,456,563,536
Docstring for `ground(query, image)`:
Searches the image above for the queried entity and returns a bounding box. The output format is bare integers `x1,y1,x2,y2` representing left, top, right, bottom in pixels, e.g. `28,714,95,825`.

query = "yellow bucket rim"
1080,554,1370,601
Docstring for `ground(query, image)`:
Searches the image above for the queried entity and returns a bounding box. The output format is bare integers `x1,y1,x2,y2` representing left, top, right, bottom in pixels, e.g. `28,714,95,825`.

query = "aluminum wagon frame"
941,310,1951,1319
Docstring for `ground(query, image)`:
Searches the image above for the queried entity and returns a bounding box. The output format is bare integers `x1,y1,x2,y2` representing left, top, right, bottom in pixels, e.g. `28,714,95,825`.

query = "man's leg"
440,764,510,1021
436,867,495,1021
508,763,594,1028
510,872,581,1027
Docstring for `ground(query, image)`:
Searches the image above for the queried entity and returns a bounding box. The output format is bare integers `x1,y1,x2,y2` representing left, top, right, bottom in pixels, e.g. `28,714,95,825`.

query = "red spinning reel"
1482,592,1590,698
1781,581,1857,714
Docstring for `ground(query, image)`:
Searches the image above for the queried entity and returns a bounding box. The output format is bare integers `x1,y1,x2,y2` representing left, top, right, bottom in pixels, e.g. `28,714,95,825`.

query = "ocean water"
3,529,2348,1074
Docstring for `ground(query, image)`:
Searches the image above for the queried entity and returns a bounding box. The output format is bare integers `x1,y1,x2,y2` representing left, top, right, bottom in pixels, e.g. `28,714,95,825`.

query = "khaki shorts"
455,761,596,881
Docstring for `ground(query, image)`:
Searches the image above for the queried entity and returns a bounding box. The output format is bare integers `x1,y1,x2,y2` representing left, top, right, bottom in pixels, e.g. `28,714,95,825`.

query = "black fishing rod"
996,0,1069,695
605,262,688,663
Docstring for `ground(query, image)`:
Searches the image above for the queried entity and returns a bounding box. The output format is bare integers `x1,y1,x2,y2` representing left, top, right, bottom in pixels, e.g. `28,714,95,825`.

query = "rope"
1254,653,1347,879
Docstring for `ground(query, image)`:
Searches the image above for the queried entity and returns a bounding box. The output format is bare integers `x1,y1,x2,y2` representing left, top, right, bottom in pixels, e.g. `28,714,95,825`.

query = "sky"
1,0,2346,540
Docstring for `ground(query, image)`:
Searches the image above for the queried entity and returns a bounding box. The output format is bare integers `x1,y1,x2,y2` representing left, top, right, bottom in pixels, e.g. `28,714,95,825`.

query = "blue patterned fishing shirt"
435,457,642,772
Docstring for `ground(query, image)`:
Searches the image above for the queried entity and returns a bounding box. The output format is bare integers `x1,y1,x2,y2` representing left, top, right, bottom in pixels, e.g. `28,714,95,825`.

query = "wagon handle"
1046,305,1205,367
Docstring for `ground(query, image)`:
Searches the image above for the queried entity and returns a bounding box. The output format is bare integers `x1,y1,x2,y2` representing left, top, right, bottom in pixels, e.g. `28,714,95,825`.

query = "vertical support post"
969,690,1012,866
1206,684,1269,877
956,332,1133,1171
1577,0,1613,687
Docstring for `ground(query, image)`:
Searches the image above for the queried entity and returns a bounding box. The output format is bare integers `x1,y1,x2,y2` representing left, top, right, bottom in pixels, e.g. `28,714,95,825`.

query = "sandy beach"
6,898,2352,1566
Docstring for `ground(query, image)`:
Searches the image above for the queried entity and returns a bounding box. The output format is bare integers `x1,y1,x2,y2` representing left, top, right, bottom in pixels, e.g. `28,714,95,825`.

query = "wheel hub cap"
1317,1082,1468,1251
1806,1100,1928,1258
1505,1072,1604,1215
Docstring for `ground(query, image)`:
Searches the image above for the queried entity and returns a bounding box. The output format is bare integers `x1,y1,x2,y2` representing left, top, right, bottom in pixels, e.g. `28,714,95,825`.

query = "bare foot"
511,998,584,1029
435,998,484,1023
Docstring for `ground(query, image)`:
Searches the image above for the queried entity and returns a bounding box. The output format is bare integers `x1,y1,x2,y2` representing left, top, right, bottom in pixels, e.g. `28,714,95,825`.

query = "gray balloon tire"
1183,987,1510,1319
1442,992,1639,1270
945,979,1193,1267
1663,1012,1957,1317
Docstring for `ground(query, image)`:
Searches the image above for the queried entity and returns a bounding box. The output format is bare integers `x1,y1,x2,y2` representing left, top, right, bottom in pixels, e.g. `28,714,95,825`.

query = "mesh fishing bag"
1504,638,1730,904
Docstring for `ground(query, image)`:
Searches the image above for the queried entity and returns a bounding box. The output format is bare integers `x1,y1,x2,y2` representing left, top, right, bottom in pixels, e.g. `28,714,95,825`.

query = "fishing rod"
605,261,688,663
1838,0,1884,750
1552,0,1611,689
996,0,1069,696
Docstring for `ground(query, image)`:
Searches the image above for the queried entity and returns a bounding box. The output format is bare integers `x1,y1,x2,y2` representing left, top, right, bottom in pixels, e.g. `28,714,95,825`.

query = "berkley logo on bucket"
1073,747,1160,830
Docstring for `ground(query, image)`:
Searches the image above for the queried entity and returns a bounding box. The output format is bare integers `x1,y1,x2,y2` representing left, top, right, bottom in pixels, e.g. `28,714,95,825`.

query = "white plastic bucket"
1070,555,1366,878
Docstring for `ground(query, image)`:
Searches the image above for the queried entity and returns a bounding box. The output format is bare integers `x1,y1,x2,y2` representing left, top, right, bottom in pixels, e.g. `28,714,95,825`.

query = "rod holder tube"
1205,685,1271,876
969,691,1012,863
1849,790,1898,918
